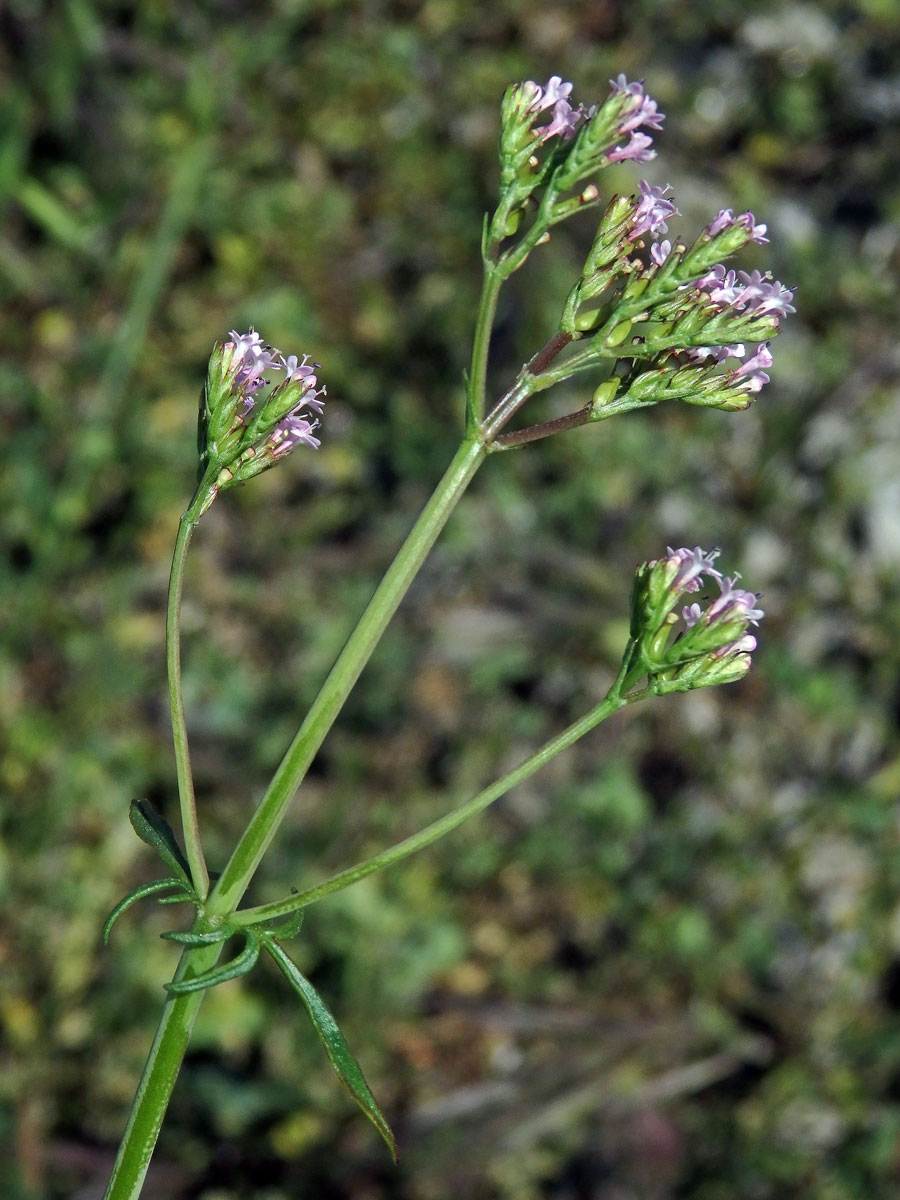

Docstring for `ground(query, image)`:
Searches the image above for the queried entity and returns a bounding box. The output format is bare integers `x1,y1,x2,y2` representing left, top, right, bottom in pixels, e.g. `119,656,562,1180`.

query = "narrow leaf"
260,890,305,940
161,926,232,946
164,933,260,995
265,908,305,940
264,939,398,1162
157,891,200,906
102,878,188,945
129,799,192,885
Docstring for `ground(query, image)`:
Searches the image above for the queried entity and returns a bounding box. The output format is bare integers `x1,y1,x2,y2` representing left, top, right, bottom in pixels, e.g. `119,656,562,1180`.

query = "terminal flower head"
196,328,326,514
627,548,762,689
503,74,584,152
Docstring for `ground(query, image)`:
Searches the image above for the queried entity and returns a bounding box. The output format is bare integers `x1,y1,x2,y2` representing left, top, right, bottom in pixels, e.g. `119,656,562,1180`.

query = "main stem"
206,435,487,916
167,514,209,897
102,944,222,1200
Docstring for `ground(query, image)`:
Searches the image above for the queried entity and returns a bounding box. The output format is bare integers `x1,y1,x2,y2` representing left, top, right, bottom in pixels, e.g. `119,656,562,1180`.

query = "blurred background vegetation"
3,1,900,1197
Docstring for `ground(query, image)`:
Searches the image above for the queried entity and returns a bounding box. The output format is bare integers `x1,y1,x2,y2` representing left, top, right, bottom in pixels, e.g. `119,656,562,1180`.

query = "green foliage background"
3,1,900,1197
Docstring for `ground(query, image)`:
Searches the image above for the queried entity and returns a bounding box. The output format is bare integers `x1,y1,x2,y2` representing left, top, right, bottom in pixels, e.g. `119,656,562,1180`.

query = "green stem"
102,944,221,1200
467,266,503,431
166,514,209,898
206,436,488,917
232,686,634,928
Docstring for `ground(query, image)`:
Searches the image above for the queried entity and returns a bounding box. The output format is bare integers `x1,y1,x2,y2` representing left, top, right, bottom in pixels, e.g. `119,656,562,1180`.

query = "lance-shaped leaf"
102,878,191,945
165,932,260,995
264,939,398,1162
129,799,192,886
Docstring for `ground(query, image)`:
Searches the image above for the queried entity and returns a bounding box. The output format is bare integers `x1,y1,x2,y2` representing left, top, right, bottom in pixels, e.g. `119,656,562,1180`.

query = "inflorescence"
195,328,326,514
628,546,765,689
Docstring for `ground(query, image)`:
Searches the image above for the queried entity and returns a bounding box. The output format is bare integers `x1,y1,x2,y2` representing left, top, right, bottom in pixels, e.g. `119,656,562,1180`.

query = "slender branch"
206,436,488,917
481,330,575,442
491,402,593,450
526,329,574,376
166,514,209,898
232,685,636,928
467,266,503,431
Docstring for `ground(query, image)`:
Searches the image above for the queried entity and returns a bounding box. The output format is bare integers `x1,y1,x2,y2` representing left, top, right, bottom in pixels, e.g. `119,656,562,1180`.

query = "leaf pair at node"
103,800,397,1160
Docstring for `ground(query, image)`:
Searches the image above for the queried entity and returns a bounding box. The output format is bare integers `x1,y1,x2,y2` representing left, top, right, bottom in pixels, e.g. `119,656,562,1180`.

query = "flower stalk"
165,515,208,898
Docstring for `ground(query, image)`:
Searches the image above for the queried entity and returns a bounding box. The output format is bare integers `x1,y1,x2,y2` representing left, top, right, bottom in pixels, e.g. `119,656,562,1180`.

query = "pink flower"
737,211,768,244
629,181,678,241
606,131,656,163
706,209,768,244
707,209,735,237
228,328,281,395
280,353,326,413
734,271,796,317
706,575,765,625
268,414,321,455
733,343,774,393
539,97,582,142
683,343,746,364
663,545,721,593
609,75,666,133
526,75,574,114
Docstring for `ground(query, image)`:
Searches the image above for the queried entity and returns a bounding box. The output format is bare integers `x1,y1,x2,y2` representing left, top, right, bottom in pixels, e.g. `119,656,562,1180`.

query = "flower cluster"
195,329,326,514
225,328,325,446
604,74,665,164
627,547,763,690
671,263,794,396
550,75,666,194
500,72,666,169
524,75,583,144
491,74,669,264
557,175,795,415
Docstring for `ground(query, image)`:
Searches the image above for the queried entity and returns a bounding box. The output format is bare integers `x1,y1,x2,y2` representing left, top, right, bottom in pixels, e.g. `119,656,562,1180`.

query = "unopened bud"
591,379,619,407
